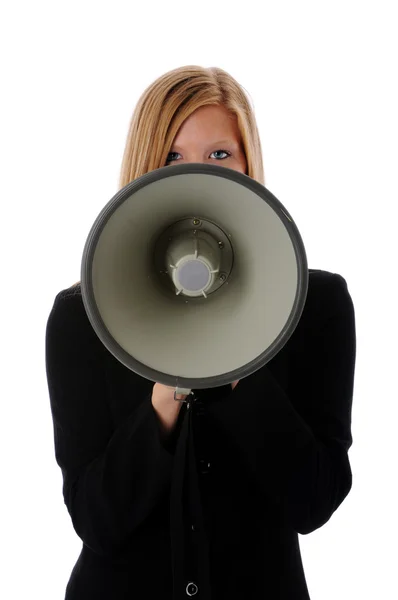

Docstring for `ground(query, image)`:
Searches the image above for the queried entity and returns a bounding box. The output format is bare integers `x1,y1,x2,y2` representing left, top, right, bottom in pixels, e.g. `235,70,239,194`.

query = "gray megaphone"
81,163,308,397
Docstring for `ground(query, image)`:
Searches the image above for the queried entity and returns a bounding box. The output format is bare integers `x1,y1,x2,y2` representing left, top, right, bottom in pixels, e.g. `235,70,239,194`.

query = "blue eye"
211,150,231,159
166,152,180,162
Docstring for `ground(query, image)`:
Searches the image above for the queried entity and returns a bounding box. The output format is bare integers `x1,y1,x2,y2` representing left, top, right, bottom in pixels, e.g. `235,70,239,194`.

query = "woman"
45,65,356,600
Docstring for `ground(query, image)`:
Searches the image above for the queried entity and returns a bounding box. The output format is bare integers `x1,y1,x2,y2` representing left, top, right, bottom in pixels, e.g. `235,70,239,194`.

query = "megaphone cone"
81,163,308,395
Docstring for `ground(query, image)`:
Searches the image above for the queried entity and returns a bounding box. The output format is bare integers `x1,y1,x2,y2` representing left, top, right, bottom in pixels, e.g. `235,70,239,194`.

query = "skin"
166,104,247,176
166,104,245,393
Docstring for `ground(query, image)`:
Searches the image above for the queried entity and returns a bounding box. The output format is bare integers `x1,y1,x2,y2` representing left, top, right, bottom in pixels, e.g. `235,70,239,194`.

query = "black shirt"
45,269,356,599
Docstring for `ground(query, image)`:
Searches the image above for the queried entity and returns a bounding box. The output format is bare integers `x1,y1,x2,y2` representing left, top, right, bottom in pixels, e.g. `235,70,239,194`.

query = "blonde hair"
73,65,265,287
119,65,264,187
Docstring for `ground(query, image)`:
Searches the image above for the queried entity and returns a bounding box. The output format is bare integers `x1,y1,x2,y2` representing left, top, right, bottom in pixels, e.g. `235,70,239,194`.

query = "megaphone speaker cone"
81,163,308,391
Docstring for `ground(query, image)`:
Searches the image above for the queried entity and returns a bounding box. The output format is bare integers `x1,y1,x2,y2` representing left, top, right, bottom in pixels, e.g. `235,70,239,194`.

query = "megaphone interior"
81,163,308,395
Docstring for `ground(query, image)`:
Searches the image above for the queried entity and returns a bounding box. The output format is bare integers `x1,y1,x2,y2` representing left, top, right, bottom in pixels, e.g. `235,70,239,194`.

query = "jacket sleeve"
206,273,356,535
45,290,176,557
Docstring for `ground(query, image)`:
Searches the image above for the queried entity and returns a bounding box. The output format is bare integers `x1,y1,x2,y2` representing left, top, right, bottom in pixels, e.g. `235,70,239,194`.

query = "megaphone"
81,163,308,397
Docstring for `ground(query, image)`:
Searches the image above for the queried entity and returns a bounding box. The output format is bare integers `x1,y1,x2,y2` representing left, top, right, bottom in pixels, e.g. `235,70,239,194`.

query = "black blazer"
45,268,356,600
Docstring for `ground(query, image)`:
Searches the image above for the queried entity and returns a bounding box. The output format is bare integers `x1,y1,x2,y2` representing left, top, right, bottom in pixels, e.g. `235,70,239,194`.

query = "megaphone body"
81,163,308,397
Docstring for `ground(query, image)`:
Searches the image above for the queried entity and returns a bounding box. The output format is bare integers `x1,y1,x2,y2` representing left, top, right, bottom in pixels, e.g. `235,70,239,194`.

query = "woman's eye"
166,152,180,162
211,150,231,160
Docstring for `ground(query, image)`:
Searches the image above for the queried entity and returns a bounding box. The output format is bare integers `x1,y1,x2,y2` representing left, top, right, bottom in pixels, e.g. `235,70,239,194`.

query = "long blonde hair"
119,65,264,187
73,65,265,287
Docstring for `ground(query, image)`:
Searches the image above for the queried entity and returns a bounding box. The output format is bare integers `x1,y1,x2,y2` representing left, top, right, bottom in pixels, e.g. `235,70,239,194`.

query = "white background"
1,1,397,598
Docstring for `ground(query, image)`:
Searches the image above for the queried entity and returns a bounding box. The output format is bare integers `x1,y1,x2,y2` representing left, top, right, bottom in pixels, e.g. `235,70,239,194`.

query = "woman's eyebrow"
171,139,238,150
208,139,237,146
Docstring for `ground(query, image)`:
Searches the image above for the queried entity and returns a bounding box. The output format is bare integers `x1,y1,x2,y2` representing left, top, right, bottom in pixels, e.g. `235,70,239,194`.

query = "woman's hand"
231,380,240,390
151,383,186,441
152,382,189,404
